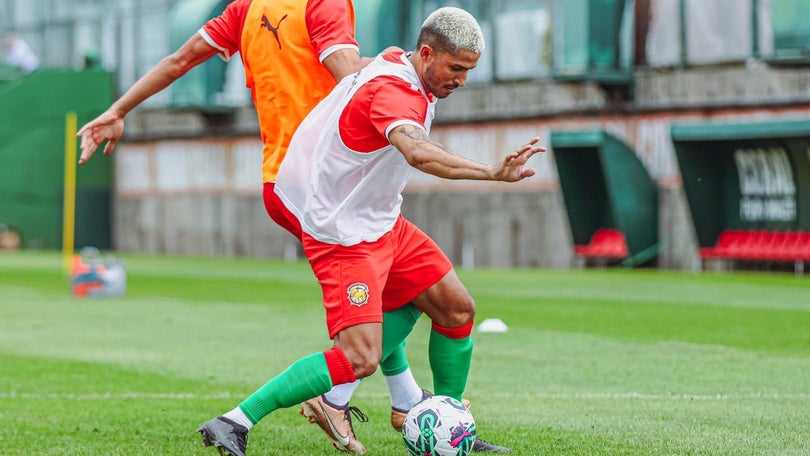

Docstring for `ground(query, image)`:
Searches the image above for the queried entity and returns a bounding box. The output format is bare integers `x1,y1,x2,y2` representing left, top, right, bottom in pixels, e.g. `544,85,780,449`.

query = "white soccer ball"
401,395,476,456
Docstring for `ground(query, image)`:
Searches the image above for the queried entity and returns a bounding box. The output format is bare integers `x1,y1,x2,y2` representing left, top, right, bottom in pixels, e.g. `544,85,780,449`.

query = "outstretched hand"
492,137,546,182
76,110,124,164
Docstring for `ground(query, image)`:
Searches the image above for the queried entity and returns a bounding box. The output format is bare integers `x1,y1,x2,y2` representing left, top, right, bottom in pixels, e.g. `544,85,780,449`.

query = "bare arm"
388,124,545,182
77,33,218,163
322,48,363,81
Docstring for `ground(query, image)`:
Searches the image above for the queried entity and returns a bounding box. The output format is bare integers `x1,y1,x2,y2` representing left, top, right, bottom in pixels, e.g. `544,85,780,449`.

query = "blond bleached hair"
417,7,485,55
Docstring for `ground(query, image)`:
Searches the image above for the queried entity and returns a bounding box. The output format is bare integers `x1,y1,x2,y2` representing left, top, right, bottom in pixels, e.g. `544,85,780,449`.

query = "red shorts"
263,182,302,240
303,216,452,339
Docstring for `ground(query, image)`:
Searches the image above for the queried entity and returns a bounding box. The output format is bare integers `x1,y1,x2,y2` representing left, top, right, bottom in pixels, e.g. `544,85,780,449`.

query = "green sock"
381,340,409,376
238,352,333,424
380,304,422,376
428,330,473,401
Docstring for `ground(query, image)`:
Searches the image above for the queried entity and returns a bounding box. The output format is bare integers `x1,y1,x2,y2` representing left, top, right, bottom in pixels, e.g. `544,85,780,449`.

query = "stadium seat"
701,229,735,258
738,230,766,260
701,229,810,264
797,231,810,260
770,230,795,262
574,228,629,260
752,230,779,260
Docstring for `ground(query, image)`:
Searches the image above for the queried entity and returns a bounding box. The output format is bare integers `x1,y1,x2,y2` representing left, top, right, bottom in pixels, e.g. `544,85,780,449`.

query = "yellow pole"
62,112,78,274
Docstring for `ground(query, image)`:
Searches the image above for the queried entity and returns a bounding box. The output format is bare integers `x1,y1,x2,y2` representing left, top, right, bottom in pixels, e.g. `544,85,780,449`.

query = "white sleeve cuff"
319,44,360,63
385,120,424,142
198,29,231,61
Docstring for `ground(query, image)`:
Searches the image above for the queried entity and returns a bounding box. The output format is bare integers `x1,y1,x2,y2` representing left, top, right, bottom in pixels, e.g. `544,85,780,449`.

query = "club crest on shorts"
346,282,370,306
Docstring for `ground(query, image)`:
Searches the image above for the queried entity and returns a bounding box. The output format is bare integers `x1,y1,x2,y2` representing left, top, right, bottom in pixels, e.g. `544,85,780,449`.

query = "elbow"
162,53,194,79
402,150,428,170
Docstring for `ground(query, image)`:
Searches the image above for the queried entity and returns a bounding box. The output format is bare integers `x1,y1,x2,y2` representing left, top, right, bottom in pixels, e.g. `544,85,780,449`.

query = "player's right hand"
77,111,124,164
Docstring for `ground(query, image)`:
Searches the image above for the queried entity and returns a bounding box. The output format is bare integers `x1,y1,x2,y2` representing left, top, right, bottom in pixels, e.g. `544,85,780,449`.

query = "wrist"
487,164,501,181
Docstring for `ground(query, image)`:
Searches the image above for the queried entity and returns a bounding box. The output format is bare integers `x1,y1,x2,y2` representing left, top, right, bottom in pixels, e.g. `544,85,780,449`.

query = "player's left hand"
492,137,545,182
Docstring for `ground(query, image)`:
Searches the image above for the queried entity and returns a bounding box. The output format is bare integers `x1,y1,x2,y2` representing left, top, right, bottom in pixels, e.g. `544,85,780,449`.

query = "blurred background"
1,0,808,272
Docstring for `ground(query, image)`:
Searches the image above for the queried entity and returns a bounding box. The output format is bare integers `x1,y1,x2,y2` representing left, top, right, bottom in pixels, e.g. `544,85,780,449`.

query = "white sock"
384,368,424,411
322,379,361,407
222,406,253,430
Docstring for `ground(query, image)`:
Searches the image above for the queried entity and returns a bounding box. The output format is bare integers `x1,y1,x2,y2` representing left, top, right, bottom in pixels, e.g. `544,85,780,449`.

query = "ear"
418,45,434,63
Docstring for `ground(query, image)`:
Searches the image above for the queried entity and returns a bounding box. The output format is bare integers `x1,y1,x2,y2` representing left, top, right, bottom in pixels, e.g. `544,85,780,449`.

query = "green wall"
0,69,114,249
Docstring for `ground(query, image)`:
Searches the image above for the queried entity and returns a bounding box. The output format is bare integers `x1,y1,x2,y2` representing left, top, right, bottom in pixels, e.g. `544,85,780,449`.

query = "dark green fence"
0,68,114,249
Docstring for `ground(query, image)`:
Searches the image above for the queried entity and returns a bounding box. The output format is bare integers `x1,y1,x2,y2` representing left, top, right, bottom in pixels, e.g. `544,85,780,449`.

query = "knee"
433,292,475,328
343,346,381,379
447,294,475,327
333,323,384,380
351,351,381,379
413,275,477,329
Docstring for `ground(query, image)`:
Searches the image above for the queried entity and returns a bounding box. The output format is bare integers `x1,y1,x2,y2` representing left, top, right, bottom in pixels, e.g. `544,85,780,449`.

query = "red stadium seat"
574,228,629,260
797,231,810,260
754,230,780,260
738,230,766,260
703,229,740,258
701,229,810,263
770,230,793,261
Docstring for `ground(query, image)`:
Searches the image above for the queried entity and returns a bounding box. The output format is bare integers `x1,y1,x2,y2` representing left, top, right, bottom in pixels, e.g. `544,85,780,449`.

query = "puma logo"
261,14,288,49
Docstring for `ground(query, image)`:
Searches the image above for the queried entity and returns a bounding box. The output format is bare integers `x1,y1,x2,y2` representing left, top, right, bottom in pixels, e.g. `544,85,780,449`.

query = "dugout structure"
169,0,230,108
551,130,659,265
0,68,114,249
671,120,810,266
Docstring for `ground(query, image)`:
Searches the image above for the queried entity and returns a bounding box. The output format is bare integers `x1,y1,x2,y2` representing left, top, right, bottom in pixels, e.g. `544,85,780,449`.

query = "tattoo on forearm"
396,125,450,152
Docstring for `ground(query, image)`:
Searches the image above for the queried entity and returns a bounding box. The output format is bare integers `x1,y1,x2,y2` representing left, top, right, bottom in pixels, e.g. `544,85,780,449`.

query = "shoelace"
345,406,369,424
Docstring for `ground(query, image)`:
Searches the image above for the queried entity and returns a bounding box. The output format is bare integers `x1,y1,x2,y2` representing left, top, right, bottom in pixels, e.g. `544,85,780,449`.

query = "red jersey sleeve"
306,0,359,62
340,76,430,152
200,0,251,60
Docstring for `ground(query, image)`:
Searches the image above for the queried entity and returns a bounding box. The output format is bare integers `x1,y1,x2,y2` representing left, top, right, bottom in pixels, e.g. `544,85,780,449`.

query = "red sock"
431,320,474,339
323,347,356,385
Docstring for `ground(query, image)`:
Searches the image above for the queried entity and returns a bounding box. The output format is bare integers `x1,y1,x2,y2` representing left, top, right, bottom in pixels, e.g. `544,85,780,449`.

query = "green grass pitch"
1,251,808,455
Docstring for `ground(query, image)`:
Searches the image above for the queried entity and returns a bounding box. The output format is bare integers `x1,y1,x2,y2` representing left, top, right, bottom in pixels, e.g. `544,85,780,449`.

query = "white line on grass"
1,391,808,401
515,392,810,401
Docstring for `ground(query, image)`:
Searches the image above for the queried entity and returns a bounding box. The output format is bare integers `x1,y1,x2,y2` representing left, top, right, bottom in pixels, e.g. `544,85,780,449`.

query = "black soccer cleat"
197,416,248,456
472,436,512,453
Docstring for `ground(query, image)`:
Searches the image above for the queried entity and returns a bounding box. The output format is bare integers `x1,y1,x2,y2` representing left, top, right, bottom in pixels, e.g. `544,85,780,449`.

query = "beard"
424,67,458,99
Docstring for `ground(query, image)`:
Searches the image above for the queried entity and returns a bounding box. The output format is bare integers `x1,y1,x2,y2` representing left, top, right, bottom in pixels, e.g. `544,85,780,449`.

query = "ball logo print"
402,395,476,456
346,282,370,306
415,409,440,450
449,423,475,449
